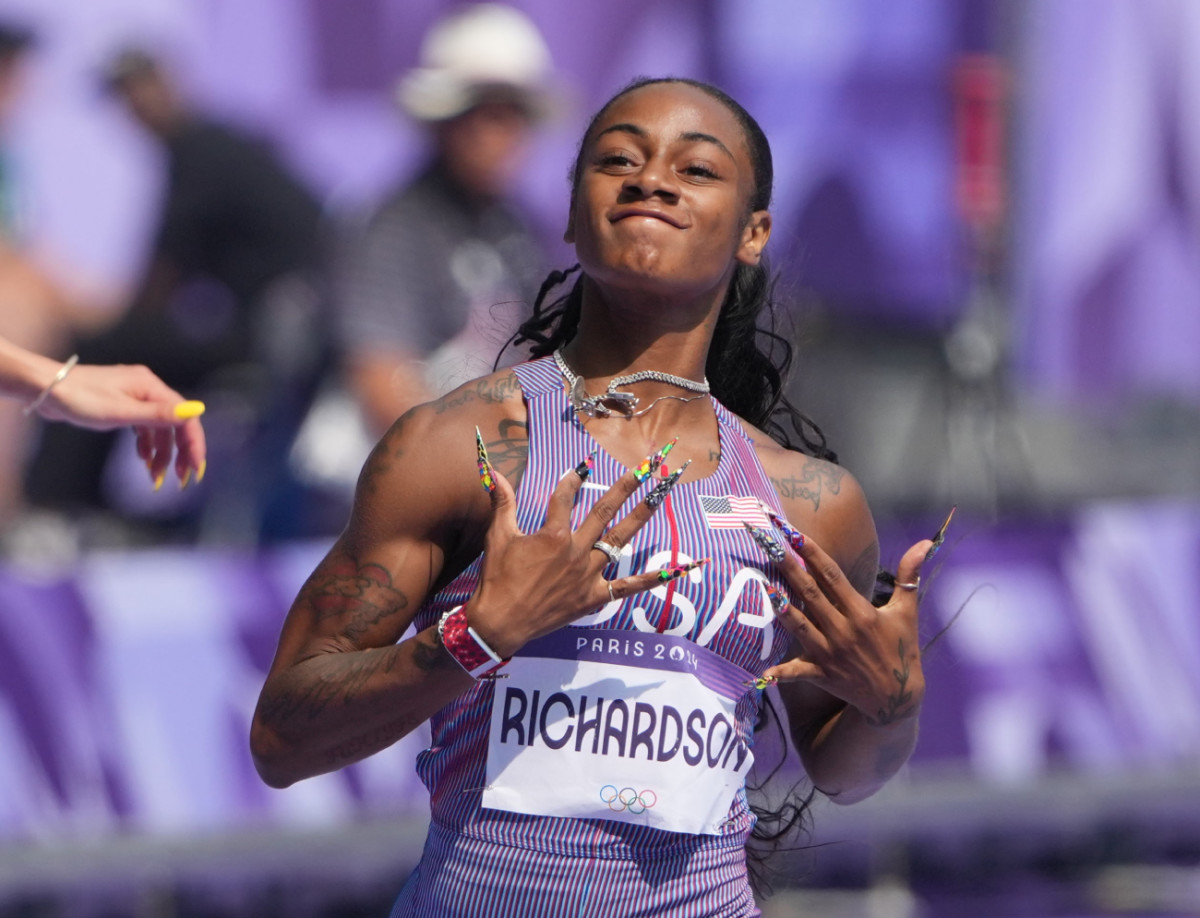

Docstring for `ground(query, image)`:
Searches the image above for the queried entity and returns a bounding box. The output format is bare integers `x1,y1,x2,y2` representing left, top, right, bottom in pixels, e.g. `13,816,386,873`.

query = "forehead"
588,82,749,160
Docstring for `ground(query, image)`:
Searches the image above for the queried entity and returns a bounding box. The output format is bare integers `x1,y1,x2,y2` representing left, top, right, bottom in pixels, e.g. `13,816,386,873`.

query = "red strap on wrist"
438,606,508,678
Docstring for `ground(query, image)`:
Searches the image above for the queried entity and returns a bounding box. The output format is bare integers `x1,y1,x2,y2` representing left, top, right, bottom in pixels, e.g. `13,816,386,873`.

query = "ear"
735,210,772,266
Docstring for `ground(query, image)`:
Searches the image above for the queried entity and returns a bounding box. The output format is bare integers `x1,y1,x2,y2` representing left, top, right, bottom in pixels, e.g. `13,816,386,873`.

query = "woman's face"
566,82,771,301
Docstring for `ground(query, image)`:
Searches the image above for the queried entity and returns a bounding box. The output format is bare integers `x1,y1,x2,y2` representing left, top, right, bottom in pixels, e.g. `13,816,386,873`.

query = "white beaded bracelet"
23,354,79,417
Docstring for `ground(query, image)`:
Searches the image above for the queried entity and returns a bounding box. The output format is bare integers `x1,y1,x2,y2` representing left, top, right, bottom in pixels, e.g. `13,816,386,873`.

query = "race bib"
482,628,756,836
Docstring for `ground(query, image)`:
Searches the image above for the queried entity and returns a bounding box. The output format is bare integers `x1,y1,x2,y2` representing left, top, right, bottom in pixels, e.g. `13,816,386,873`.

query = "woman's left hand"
762,533,931,726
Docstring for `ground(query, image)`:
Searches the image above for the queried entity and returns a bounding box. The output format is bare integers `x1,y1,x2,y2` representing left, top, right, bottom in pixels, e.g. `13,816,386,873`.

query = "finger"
889,539,935,604
598,556,708,607
784,531,864,612
762,656,826,684
580,441,686,547
147,427,173,490
174,417,207,484
770,594,831,657
582,459,692,553
544,452,592,527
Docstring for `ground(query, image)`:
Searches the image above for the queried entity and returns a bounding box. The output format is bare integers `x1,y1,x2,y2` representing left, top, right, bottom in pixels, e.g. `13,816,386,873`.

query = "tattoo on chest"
771,459,845,512
485,418,529,484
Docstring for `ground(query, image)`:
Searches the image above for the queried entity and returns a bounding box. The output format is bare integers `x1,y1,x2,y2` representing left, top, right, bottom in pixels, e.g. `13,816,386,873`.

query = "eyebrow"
596,123,734,159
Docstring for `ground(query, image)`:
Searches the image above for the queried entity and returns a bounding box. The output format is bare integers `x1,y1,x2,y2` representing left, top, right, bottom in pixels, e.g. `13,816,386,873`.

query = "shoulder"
737,419,878,594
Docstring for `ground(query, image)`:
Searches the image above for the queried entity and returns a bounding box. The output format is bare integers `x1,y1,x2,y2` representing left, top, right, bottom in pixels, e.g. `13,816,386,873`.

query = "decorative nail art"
765,584,789,615
656,558,710,582
475,426,496,494
574,451,597,481
743,523,786,563
633,438,678,483
644,460,690,509
766,509,805,553
745,674,778,690
926,505,956,561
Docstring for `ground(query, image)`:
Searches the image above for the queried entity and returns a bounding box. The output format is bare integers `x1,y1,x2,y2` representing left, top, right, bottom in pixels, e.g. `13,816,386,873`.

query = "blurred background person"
334,3,557,438
22,46,332,545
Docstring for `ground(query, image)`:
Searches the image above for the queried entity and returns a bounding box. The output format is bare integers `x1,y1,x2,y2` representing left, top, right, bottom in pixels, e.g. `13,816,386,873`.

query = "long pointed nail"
644,459,690,508
173,400,206,420
196,459,207,483
475,426,496,494
179,469,191,490
633,438,678,483
766,509,805,553
744,523,786,563
926,505,956,560
153,470,166,491
745,674,778,690
656,558,710,582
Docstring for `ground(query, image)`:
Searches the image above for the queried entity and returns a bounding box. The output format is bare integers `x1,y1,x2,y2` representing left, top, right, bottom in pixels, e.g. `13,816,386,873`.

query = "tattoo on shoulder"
432,372,522,414
301,552,410,643
770,458,845,512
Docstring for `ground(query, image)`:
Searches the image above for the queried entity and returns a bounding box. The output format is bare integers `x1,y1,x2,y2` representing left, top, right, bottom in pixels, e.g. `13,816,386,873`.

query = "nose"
620,158,679,203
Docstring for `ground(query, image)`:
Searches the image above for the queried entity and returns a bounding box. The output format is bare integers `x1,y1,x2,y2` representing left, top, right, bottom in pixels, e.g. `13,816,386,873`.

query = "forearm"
250,625,475,787
798,704,919,805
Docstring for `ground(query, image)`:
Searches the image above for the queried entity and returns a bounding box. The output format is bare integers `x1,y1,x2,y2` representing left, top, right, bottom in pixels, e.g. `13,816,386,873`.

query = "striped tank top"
411,355,795,858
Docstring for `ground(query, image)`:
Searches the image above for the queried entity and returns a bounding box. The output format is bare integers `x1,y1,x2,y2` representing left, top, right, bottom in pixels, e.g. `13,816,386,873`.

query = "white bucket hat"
396,3,559,123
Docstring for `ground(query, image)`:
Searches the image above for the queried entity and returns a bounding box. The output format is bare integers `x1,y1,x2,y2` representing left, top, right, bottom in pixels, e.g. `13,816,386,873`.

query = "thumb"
891,538,934,600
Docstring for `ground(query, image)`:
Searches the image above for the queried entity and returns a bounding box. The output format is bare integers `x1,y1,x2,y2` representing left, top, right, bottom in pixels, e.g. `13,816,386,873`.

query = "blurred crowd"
0,4,560,556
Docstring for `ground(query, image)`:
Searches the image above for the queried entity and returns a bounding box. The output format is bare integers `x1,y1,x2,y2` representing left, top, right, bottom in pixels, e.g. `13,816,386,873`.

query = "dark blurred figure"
25,48,332,544
336,3,558,437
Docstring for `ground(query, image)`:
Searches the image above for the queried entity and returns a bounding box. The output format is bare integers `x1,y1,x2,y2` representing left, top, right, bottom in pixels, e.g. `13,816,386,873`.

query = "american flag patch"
698,494,771,529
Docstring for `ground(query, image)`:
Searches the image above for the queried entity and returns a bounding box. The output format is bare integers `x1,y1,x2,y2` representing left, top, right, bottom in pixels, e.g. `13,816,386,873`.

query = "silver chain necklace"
553,349,711,419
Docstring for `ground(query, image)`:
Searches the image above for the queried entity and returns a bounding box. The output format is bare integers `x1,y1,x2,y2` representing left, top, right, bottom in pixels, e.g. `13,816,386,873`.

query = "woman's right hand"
463,449,690,659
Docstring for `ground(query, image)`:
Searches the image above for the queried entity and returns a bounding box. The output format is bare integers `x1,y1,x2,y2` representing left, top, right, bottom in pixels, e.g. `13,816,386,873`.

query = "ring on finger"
592,540,621,565
896,580,920,592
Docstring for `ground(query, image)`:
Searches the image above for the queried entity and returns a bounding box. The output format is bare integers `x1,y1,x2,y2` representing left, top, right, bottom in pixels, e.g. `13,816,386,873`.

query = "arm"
759,449,930,804
250,372,677,788
0,335,206,485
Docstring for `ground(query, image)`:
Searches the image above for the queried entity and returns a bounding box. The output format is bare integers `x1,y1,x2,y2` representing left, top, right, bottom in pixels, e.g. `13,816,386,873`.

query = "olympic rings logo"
599,784,657,814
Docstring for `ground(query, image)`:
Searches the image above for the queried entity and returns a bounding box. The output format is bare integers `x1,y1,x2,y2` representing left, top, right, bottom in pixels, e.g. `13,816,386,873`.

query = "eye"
681,163,720,180
595,152,636,171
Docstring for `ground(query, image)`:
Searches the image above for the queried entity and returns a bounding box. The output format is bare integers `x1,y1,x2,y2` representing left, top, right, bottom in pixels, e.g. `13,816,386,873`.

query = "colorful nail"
743,523,786,563
475,426,496,494
574,451,597,482
172,400,206,420
766,509,805,553
179,469,191,490
656,558,710,582
633,438,678,483
644,460,690,509
765,584,789,615
153,470,165,492
926,505,956,561
197,459,207,484
745,674,778,690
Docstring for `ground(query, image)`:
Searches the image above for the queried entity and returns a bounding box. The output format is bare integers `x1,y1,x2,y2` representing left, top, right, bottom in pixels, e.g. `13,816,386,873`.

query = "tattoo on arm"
432,373,522,414
302,553,411,643
771,459,845,511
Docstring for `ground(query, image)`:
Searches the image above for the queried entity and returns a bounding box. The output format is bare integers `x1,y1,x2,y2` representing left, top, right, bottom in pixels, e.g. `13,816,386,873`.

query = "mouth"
610,208,686,229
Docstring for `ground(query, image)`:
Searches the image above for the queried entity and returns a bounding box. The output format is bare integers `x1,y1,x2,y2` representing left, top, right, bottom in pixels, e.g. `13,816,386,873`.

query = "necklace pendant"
598,390,639,418
570,376,609,418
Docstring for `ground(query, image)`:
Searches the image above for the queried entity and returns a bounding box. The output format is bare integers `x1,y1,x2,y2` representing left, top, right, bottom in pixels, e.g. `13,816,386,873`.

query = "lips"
610,207,686,229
